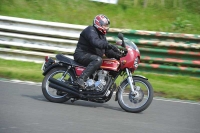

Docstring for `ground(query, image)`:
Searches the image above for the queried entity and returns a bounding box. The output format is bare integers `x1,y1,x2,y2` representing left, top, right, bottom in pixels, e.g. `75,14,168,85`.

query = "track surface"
0,80,200,133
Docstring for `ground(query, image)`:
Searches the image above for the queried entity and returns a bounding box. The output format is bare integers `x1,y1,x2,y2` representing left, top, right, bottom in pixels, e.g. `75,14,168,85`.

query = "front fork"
126,68,136,94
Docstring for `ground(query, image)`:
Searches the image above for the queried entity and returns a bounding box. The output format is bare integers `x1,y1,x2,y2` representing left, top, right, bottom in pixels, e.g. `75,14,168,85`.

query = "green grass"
0,59,43,82
0,0,200,34
0,58,200,101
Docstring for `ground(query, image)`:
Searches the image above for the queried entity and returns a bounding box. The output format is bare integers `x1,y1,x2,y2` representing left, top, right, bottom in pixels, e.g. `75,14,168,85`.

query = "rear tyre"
118,77,153,113
42,67,76,103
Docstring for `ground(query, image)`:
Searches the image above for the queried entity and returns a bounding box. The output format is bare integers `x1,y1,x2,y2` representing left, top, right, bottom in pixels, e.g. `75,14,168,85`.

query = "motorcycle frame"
42,32,141,100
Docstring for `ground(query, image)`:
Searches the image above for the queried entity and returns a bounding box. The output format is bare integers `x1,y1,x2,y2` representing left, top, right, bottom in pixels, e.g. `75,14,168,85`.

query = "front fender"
133,75,148,80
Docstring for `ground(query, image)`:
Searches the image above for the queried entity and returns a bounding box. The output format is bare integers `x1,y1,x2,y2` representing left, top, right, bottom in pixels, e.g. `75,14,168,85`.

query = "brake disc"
129,87,144,104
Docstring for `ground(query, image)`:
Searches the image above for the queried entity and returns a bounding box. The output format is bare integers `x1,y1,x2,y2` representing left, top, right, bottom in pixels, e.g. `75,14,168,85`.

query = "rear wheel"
118,76,153,113
42,67,76,103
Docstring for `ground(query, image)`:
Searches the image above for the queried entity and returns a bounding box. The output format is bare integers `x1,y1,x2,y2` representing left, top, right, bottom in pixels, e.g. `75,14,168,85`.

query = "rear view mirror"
118,33,125,48
118,33,124,40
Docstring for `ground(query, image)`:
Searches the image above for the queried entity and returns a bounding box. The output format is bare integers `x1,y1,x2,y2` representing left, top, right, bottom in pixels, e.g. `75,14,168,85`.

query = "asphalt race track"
0,80,200,133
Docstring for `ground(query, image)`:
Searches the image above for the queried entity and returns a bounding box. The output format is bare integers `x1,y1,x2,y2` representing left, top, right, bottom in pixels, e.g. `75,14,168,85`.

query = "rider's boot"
76,56,102,89
76,73,87,88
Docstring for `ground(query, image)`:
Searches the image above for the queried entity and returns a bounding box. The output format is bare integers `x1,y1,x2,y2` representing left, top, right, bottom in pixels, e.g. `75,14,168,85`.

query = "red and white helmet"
93,14,110,34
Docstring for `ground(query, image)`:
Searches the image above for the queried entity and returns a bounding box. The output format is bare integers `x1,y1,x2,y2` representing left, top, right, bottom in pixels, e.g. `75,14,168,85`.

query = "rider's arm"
85,26,109,49
105,49,122,60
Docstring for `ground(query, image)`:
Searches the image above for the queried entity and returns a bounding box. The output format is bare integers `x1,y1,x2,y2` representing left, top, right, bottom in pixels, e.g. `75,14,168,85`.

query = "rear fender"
42,63,68,76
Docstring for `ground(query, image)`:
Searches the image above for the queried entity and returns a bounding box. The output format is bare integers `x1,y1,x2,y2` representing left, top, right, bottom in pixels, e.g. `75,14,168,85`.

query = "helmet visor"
102,24,110,32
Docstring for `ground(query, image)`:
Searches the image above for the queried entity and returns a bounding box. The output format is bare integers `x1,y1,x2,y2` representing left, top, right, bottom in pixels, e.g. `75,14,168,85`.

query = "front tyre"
42,67,76,103
118,76,153,113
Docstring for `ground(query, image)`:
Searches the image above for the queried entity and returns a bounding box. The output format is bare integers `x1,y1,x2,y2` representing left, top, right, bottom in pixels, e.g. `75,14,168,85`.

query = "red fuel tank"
75,59,120,76
100,59,120,71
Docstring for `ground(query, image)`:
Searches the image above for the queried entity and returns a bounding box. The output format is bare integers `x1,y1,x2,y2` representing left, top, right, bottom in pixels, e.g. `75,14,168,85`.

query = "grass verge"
0,58,200,101
0,0,200,34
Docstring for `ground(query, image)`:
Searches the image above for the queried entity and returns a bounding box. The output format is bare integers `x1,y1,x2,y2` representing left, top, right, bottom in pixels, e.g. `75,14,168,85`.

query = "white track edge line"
0,79,199,105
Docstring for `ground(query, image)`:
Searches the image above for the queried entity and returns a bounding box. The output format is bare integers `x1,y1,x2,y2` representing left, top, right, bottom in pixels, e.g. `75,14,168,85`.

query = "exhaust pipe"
49,82,80,97
49,78,79,92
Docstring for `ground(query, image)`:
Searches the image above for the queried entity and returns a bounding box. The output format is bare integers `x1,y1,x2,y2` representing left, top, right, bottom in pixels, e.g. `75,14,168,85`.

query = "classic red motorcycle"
41,33,153,113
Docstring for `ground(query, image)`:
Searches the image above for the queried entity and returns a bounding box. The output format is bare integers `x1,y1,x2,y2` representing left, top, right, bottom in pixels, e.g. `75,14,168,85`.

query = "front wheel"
118,76,153,113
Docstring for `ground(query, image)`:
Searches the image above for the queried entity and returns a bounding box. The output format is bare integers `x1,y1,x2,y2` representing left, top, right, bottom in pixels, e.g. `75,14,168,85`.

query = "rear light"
45,56,49,62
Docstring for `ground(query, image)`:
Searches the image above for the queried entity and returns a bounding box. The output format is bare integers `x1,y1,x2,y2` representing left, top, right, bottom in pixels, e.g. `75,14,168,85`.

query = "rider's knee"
96,57,102,64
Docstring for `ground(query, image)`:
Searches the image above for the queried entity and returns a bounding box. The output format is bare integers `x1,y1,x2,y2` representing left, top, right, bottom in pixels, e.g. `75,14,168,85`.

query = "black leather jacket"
74,25,121,61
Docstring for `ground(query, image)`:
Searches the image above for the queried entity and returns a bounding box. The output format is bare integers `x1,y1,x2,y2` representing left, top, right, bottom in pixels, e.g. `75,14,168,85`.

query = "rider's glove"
111,45,120,53
107,44,113,49
121,49,128,57
107,44,119,52
115,53,122,60
115,51,128,60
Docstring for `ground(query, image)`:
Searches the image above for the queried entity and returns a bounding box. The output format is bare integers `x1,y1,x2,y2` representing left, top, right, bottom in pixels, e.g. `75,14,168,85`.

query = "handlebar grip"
116,45,127,51
109,44,127,56
110,44,126,51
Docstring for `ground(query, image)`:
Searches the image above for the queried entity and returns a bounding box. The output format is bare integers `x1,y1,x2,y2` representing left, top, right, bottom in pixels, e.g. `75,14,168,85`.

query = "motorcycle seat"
56,54,86,67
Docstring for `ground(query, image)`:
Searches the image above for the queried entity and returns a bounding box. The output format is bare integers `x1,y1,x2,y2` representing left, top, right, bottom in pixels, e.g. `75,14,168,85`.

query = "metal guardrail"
0,15,200,77
107,29,200,77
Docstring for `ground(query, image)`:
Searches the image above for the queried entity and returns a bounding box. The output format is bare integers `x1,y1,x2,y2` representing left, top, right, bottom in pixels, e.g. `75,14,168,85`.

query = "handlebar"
110,44,128,57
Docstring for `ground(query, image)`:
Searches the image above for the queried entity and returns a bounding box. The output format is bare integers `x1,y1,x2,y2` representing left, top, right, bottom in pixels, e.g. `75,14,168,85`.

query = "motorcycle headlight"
134,57,139,68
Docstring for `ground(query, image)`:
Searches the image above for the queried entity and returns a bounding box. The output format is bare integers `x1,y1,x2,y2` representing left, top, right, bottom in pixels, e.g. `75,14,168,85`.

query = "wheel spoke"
46,70,72,98
120,80,150,109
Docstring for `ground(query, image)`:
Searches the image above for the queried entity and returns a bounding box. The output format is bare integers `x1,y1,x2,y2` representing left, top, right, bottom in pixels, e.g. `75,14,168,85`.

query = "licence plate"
41,61,46,71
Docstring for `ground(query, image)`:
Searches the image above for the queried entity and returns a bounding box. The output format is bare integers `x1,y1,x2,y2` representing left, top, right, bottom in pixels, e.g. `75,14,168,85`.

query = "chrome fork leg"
126,68,136,94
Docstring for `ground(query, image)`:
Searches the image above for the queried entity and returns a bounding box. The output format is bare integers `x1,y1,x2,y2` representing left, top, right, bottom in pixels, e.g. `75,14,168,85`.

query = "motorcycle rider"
74,14,123,88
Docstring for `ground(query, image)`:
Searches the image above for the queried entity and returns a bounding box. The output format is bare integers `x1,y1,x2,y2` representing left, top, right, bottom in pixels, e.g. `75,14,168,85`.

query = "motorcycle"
41,33,153,113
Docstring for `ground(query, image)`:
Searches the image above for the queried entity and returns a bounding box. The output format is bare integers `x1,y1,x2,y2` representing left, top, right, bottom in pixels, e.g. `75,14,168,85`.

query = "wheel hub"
129,86,144,104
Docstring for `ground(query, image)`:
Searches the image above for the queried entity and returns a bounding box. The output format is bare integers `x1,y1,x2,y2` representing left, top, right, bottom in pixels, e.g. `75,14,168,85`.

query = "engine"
85,70,108,91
